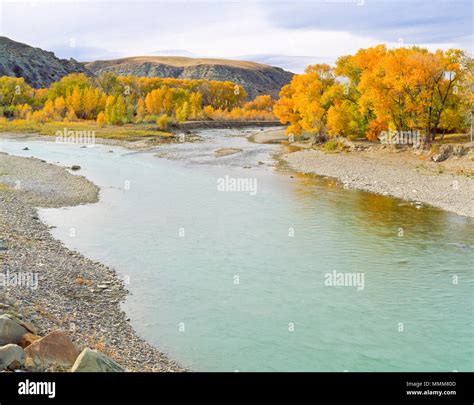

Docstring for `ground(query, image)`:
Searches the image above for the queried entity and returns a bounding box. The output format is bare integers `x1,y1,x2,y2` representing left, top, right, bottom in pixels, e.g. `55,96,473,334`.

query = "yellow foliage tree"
274,64,336,136
96,111,105,127
136,98,147,121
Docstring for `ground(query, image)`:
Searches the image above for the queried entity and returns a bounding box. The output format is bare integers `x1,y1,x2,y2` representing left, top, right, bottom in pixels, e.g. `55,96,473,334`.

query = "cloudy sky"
0,0,471,72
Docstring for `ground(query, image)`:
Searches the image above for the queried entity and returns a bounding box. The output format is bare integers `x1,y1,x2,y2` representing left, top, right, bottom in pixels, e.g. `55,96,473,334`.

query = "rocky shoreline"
282,144,474,218
0,152,184,372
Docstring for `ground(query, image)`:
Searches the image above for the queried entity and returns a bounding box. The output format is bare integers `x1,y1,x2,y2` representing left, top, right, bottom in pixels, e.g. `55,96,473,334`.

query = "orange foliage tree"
274,45,471,142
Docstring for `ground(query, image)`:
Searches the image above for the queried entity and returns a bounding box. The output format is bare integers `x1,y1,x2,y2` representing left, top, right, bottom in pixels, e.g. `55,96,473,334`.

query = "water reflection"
289,170,474,247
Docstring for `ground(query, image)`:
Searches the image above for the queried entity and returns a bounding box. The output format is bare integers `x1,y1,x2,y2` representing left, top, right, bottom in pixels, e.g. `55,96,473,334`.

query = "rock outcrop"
0,36,90,88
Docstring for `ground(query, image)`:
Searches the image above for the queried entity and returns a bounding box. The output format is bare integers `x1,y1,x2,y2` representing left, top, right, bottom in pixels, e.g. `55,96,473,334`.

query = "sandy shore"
0,152,184,371
283,147,474,218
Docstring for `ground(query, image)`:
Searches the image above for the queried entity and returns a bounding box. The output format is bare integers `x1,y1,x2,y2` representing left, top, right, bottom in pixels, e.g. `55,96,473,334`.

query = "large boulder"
2,314,36,334
18,332,41,349
0,344,25,370
71,348,125,372
0,315,28,345
25,330,79,370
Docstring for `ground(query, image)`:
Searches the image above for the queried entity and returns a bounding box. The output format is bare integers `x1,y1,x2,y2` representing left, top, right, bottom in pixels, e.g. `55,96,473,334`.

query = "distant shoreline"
175,120,282,131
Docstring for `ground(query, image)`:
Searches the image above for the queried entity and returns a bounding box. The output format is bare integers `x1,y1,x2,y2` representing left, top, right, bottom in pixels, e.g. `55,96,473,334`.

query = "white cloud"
0,0,469,73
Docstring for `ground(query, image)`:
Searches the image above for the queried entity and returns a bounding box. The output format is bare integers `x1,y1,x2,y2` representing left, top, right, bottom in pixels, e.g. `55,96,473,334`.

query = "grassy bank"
0,118,173,142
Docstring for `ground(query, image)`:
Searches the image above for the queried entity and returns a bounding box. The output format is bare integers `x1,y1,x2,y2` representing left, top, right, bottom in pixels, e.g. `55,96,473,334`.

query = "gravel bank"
283,148,474,218
249,128,287,144
0,152,184,371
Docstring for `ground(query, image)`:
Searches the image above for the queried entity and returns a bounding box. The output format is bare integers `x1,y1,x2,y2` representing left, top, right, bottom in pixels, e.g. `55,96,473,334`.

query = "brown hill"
86,56,293,99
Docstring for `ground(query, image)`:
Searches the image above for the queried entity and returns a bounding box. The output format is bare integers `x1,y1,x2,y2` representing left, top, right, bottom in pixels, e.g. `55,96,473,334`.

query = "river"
1,128,473,371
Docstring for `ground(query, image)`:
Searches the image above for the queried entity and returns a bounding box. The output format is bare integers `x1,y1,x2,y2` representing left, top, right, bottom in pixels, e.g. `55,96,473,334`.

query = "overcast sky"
0,0,471,72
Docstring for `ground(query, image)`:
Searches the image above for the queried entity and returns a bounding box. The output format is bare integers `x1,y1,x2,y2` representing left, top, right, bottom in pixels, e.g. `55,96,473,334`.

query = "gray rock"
0,239,6,251
71,165,81,171
432,144,455,162
0,315,28,345
432,153,448,162
0,344,25,370
2,314,36,334
71,348,125,372
0,36,91,89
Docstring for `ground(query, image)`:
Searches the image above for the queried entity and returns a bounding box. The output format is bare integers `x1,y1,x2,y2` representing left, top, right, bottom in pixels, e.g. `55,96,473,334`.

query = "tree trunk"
424,131,431,144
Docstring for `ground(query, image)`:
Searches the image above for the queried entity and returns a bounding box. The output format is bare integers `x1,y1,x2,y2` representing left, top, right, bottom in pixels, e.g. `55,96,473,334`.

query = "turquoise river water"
1,129,473,371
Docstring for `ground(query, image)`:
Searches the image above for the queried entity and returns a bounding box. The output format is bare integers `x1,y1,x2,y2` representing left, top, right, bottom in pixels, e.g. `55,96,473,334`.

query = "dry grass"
0,118,173,141
86,56,267,70
434,133,471,144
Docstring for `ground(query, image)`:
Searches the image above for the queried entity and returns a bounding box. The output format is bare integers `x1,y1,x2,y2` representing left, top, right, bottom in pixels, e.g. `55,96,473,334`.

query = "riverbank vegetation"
0,118,173,141
1,44,470,145
274,45,472,143
0,73,276,139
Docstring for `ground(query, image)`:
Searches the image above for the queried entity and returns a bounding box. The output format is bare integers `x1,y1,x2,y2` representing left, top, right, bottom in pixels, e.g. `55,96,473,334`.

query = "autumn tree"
354,46,470,142
244,95,274,111
47,73,93,99
136,98,147,122
0,77,34,117
274,45,471,142
274,64,336,136
96,111,105,127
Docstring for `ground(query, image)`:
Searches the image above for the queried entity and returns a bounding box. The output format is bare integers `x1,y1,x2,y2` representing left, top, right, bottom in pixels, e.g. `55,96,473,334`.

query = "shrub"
322,139,339,151
156,114,170,130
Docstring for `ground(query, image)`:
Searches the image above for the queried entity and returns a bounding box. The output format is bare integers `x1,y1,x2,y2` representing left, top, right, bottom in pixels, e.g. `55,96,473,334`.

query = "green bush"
322,139,339,151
